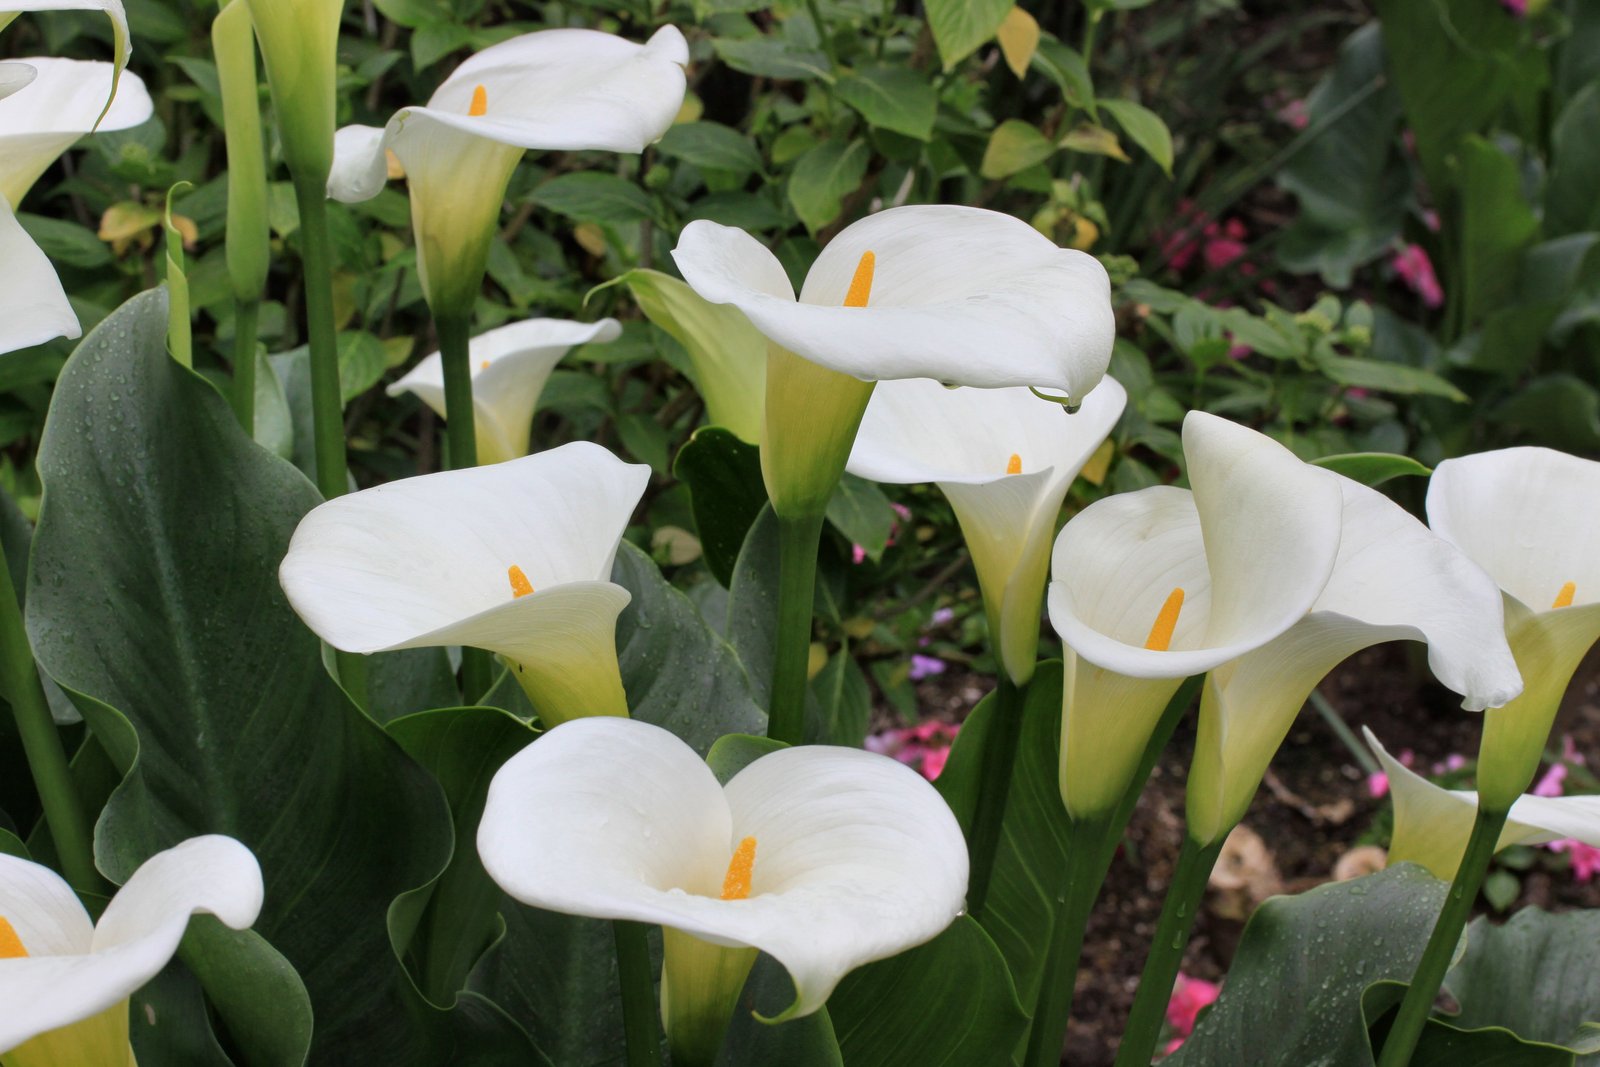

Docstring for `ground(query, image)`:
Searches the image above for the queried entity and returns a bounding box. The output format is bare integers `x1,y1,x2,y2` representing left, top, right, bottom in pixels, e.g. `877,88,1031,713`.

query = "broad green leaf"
807,647,869,747
337,330,389,403
1545,82,1600,238
1167,865,1449,1067
831,917,1027,1066
673,426,769,587
1491,374,1600,453
924,0,1012,70
1097,98,1173,176
825,473,896,562
1448,908,1600,1060
531,173,654,225
1456,137,1540,328
617,269,766,443
706,733,787,785
1030,35,1092,107
980,119,1055,180
658,121,764,177
717,955,843,1066
26,290,523,1063
1310,452,1432,486
835,64,938,141
17,211,113,269
1318,355,1467,402
725,506,780,710
712,36,831,81
1363,981,1578,1067
787,140,870,233
179,919,314,1067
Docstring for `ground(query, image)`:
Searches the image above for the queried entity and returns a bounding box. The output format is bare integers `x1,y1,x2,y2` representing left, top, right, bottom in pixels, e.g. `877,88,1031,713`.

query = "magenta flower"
1500,0,1527,15
851,543,867,565
1277,98,1309,130
1532,763,1568,797
1165,972,1220,1047
909,654,947,681
1392,244,1444,308
1549,839,1600,881
930,607,955,627
1366,771,1390,799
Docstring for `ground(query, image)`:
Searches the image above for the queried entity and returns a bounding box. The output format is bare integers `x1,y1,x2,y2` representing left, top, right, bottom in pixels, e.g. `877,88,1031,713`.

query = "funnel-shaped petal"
0,57,150,205
849,376,1125,683
279,441,650,722
388,317,621,464
1368,728,1600,880
477,717,967,1022
0,836,262,1062
1,2,129,91
0,194,77,355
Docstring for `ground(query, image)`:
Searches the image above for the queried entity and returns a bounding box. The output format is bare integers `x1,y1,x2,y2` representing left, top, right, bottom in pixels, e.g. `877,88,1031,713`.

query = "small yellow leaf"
573,222,607,257
674,92,703,125
169,214,199,251
1070,215,1100,251
996,6,1040,79
807,642,828,680
98,201,162,246
1059,123,1130,163
842,616,876,640
1080,439,1115,486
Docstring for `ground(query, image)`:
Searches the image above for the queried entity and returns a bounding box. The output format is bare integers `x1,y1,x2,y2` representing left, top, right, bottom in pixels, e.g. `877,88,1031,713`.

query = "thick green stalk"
290,176,348,502
1023,815,1115,1067
0,542,101,893
1113,835,1225,1067
769,511,826,745
614,920,664,1067
1376,804,1509,1067
433,314,492,702
230,298,259,434
967,673,1025,918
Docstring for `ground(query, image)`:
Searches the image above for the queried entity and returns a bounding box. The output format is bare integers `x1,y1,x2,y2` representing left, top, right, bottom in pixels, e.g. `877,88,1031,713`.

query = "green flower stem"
1112,834,1226,1067
289,175,348,503
1025,676,1202,1066
433,313,493,703
967,673,1025,918
230,298,259,435
0,541,101,894
1376,804,1509,1067
614,919,664,1067
769,510,826,746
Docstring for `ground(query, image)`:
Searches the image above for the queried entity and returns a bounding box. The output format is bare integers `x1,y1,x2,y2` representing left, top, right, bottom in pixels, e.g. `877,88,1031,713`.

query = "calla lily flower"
1183,470,1522,844
1426,447,1600,810
1367,727,1600,880
477,717,967,1063
0,2,130,94
241,0,341,178
0,835,263,1067
279,441,650,722
673,206,1116,518
0,56,151,206
848,375,1126,684
1047,411,1345,820
0,61,33,100
328,26,688,316
1,192,77,355
387,317,621,465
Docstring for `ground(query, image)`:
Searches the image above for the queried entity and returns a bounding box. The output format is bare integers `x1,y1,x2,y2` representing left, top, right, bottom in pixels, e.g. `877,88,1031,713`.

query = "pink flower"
1165,973,1220,1042
930,607,955,627
1277,98,1309,130
851,543,866,565
1203,218,1249,271
1562,735,1586,765
1532,763,1568,798
909,654,947,681
1392,244,1444,308
921,747,951,781
1548,840,1600,882
1500,0,1527,15
1431,752,1467,775
1366,771,1389,799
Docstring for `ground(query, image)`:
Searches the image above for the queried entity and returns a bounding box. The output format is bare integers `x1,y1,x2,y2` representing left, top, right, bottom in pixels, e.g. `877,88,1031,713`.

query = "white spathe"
1185,474,1523,843
1426,447,1600,808
477,717,968,1019
671,205,1117,401
0,56,151,206
387,317,622,465
1367,727,1600,880
0,2,129,76
278,441,650,721
848,375,1126,684
1046,412,1345,818
0,836,263,1062
0,192,78,356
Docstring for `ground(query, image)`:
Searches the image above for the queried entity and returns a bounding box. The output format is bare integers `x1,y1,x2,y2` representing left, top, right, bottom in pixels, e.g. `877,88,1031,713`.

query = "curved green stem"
0,541,102,894
967,673,1025,918
1023,815,1115,1067
230,298,259,435
1376,804,1508,1067
1113,835,1224,1067
289,175,348,503
433,314,492,702
614,920,663,1067
769,511,825,746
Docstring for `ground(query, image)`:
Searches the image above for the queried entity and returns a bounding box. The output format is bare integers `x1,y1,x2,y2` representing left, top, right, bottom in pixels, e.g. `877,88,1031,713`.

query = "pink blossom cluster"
865,719,961,781
1161,972,1220,1054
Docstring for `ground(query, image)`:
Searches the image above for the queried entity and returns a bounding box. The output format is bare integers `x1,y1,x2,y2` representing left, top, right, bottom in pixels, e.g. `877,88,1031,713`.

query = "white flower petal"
673,206,1116,395
0,194,78,355
0,836,261,1054
1426,446,1600,614
0,57,151,205
0,852,94,960
0,62,36,102
1,1,129,65
388,318,622,465
326,123,387,203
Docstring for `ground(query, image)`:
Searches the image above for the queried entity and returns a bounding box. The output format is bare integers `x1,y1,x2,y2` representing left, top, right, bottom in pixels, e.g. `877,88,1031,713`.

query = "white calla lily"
1184,474,1522,844
0,56,151,206
1046,411,1345,819
279,441,649,722
0,836,263,1066
0,62,34,101
1427,447,1600,809
477,717,967,1062
387,317,621,465
1366,727,1600,880
0,2,129,99
1,192,78,355
328,26,688,315
241,0,341,178
848,376,1126,684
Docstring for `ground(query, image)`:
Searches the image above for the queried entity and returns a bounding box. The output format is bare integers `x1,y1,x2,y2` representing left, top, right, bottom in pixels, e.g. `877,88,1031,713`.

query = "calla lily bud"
1427,447,1600,811
243,0,342,179
212,0,269,301
0,836,263,1067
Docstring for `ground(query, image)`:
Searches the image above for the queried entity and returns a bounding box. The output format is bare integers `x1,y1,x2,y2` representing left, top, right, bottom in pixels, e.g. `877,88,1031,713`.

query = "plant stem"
967,673,1025,918
1113,835,1225,1067
614,919,663,1067
230,297,259,436
768,511,825,746
289,175,348,503
0,541,102,894
1023,815,1115,1067
433,313,493,702
1376,804,1509,1067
